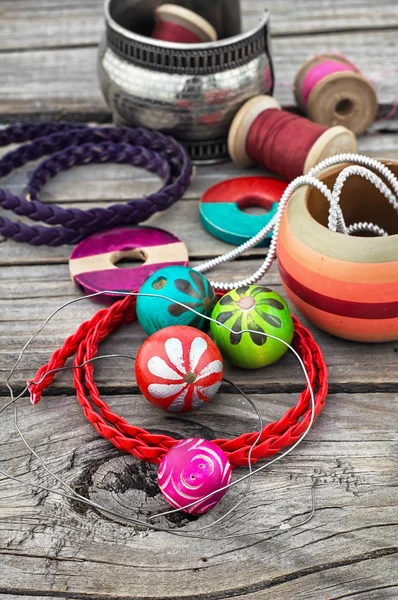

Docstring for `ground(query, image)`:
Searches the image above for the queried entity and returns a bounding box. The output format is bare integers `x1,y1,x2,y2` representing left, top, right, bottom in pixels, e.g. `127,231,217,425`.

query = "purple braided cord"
0,123,192,246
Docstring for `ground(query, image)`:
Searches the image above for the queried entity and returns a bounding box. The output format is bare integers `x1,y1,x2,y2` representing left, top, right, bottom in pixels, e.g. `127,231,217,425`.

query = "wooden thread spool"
228,95,357,180
294,53,378,135
152,4,217,43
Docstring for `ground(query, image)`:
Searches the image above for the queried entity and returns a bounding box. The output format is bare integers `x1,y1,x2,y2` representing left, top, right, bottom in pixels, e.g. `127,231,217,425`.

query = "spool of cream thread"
294,53,378,135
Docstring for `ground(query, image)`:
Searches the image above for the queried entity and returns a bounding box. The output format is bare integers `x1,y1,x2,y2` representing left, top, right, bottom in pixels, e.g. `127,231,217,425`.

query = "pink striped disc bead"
158,438,232,515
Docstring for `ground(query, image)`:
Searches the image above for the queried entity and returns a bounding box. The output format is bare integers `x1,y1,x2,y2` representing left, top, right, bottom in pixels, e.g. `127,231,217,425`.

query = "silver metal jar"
98,0,274,162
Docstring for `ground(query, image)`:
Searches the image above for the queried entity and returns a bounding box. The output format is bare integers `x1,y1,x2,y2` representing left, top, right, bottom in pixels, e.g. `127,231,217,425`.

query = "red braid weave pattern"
29,294,328,468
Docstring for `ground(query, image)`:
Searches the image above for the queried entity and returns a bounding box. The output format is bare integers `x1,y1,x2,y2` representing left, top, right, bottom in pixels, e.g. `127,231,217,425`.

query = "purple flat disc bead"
69,226,189,304
70,226,183,258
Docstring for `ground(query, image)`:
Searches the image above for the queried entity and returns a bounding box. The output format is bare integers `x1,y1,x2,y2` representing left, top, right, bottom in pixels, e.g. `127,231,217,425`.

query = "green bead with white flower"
210,285,294,369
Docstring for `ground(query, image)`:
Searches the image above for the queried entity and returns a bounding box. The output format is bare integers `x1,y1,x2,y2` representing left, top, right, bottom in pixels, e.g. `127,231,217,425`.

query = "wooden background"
0,1,397,598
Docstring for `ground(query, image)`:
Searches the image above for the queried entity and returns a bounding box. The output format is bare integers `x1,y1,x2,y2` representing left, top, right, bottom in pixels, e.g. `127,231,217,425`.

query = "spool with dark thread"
152,4,217,43
294,53,378,135
228,95,357,180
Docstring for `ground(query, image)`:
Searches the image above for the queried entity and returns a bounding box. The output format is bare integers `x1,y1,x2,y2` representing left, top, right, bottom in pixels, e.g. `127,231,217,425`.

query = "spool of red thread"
228,95,357,181
294,53,378,135
152,4,217,44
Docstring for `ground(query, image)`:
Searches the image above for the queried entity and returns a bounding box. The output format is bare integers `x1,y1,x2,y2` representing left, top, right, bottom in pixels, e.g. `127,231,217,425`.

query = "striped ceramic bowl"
277,160,398,342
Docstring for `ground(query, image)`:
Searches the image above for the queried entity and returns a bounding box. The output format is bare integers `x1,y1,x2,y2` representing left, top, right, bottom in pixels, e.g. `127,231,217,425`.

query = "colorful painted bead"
136,266,216,335
199,176,286,246
158,438,232,514
69,226,188,305
210,285,294,369
135,326,224,412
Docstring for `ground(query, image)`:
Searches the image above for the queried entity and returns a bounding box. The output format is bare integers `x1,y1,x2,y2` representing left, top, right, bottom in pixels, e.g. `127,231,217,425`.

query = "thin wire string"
1,290,318,539
8,355,260,531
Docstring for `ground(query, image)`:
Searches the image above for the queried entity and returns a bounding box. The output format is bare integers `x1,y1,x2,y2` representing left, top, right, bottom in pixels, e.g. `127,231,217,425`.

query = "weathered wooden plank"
0,46,108,122
0,2,397,598
2,572,398,600
0,390,397,597
0,0,397,51
246,0,398,35
0,597,66,600
1,30,397,120
0,261,396,395
0,597,54,600
230,559,398,600
0,197,267,263
0,129,397,266
0,0,103,51
0,131,397,208
0,155,258,203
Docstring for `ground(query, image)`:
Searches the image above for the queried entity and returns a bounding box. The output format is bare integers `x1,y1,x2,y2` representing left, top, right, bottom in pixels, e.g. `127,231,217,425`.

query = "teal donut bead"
210,285,294,369
136,266,216,335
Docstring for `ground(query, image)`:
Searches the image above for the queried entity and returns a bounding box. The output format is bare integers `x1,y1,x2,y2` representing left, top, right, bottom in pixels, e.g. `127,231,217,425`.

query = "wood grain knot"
71,454,198,528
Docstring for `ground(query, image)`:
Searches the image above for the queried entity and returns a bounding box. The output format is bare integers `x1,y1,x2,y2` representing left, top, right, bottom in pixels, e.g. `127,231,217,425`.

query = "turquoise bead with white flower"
136,266,216,335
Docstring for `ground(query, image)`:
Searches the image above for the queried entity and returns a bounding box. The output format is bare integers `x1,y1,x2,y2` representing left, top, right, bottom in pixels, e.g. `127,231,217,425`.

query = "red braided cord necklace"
29,292,328,469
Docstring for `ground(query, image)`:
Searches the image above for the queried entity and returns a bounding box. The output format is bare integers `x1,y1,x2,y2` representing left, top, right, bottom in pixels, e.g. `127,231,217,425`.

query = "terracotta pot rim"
300,158,398,242
287,159,398,263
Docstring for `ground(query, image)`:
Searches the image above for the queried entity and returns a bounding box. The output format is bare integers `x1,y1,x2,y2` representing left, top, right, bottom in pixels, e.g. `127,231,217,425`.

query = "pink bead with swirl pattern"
158,438,232,515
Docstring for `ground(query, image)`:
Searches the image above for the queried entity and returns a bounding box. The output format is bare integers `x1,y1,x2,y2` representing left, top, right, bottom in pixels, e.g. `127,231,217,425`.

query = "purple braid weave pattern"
0,123,192,246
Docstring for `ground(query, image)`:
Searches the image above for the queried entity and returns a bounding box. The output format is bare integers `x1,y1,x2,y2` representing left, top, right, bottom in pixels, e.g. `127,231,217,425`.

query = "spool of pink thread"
152,4,217,44
294,53,378,135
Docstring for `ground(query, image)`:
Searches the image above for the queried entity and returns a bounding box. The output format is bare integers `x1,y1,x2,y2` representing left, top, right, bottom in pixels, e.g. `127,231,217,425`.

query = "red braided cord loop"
30,294,136,404
29,296,328,468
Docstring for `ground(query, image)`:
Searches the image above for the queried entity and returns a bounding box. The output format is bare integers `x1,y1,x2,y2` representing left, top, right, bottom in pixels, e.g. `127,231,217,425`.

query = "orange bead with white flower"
135,326,224,413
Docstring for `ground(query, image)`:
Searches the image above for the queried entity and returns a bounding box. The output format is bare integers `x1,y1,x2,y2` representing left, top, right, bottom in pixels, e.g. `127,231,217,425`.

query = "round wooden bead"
210,285,294,369
158,438,232,515
135,326,224,412
136,266,216,335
